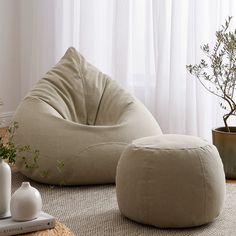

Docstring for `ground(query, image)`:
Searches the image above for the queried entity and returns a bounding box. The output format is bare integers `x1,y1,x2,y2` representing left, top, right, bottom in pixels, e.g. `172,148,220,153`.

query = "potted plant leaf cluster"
187,16,236,178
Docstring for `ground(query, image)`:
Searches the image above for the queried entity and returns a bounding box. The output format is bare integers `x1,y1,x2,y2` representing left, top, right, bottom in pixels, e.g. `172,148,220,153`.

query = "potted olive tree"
187,16,236,178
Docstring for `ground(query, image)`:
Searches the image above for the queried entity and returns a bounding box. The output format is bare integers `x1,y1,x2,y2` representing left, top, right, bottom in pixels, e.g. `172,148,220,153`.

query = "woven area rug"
12,172,236,236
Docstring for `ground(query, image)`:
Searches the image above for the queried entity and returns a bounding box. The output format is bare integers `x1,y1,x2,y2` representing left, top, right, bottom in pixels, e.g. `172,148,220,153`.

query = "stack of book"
0,211,55,236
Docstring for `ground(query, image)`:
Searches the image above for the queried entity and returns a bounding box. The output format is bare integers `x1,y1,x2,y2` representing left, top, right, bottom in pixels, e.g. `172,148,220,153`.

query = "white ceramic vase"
10,182,42,221
0,157,11,219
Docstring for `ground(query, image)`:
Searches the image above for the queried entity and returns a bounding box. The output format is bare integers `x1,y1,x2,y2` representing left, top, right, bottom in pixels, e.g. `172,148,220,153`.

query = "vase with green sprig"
0,102,39,218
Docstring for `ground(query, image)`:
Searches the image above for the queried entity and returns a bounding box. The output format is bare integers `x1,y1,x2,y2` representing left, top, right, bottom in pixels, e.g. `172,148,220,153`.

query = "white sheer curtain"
17,0,236,140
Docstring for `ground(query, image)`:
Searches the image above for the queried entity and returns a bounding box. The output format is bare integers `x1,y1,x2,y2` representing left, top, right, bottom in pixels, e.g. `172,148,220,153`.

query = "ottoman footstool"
116,134,226,228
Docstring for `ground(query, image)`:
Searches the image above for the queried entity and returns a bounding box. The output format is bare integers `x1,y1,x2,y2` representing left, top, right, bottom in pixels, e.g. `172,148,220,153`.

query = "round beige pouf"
116,134,226,228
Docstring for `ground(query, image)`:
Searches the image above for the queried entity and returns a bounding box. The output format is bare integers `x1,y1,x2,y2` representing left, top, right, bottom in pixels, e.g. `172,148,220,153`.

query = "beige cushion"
116,134,226,228
13,47,162,185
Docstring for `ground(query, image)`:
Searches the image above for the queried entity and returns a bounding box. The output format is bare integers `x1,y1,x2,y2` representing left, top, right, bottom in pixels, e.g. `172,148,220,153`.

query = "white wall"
0,0,20,124
19,0,58,98
0,0,67,127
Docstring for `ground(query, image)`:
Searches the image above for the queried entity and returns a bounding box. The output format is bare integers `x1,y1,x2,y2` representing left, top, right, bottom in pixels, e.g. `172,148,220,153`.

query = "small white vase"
0,157,11,219
10,182,42,221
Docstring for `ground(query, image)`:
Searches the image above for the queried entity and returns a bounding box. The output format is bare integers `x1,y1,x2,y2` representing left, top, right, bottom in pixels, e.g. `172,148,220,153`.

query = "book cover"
0,211,55,236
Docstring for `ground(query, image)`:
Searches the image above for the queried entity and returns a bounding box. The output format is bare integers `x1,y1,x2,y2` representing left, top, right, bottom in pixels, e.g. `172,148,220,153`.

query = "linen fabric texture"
116,134,226,228
13,47,162,185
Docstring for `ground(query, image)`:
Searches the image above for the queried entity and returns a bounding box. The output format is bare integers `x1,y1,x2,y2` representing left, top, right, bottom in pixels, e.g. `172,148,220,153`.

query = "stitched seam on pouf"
131,144,213,151
197,148,207,223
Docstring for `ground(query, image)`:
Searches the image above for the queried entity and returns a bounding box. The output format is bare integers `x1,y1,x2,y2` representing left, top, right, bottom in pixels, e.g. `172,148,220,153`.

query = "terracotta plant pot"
212,127,236,179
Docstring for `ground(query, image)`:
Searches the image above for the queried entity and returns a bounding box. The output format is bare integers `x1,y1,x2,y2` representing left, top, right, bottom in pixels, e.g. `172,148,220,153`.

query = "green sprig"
0,121,39,167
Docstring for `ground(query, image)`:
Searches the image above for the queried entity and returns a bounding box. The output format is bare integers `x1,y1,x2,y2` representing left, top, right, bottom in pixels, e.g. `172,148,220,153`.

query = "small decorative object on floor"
0,157,11,219
0,101,40,218
0,98,40,219
10,182,42,221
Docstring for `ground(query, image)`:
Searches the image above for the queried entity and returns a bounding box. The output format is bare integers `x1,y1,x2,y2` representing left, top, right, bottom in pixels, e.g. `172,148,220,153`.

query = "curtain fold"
4,0,236,139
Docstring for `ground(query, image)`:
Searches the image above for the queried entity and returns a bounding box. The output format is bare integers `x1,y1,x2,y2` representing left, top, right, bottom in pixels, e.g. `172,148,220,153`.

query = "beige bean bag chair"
13,47,162,185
